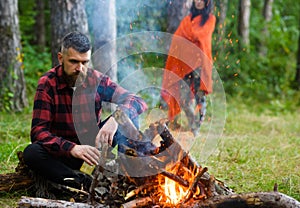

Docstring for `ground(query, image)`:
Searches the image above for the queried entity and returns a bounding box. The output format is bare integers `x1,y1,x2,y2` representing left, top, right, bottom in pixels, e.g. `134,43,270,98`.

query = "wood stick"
160,170,189,187
121,197,153,208
88,143,109,205
181,167,208,204
124,182,157,200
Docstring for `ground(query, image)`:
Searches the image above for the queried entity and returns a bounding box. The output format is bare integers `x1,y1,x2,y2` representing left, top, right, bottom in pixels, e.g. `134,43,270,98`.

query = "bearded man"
23,31,148,192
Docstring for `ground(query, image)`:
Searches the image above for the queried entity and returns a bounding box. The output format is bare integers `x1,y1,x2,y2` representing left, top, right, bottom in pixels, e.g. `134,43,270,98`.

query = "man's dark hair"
190,0,213,26
61,31,91,53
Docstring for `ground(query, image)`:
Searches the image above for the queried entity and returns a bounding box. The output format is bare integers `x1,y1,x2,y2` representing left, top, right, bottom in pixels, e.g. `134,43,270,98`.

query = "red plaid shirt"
31,65,148,157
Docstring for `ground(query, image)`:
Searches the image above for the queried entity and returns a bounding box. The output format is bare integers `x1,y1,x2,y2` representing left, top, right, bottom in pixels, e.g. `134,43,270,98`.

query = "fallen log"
190,191,300,208
0,151,33,192
17,196,94,208
0,172,33,192
17,191,300,208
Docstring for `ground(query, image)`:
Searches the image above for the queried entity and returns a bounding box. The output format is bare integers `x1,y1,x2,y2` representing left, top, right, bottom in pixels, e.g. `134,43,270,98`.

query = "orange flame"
158,162,195,205
163,177,188,204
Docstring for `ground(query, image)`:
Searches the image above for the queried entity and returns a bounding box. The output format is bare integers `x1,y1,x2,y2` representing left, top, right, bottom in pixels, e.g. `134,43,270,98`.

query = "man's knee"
23,143,46,166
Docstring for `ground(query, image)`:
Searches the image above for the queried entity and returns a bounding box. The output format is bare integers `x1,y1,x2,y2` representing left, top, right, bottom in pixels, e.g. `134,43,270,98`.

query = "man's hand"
95,116,118,149
70,145,100,166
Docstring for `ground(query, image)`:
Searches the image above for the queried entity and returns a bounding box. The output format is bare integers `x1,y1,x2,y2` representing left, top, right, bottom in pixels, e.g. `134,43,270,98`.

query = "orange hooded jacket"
161,13,216,121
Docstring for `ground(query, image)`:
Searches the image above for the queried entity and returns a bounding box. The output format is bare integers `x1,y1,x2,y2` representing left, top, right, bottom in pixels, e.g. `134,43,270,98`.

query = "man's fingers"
83,148,99,165
96,132,113,147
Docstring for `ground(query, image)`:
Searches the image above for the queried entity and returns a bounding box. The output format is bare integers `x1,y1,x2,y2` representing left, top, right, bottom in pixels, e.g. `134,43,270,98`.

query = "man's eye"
69,60,89,65
70,60,79,64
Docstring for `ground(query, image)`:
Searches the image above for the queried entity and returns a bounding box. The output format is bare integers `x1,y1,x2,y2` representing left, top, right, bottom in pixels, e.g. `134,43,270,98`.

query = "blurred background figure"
161,0,216,136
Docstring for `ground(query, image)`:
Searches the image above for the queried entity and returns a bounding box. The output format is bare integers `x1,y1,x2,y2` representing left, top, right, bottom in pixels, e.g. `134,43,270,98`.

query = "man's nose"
76,62,84,72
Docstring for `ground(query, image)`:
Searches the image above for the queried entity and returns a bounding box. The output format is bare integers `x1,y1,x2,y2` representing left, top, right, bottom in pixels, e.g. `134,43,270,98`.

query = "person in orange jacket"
161,0,216,135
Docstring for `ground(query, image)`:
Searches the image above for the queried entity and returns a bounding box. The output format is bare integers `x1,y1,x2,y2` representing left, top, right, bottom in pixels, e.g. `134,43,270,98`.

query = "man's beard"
62,65,87,87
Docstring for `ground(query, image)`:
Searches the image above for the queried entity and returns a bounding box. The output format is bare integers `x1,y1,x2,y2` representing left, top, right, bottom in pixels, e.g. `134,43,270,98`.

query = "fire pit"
85,118,233,207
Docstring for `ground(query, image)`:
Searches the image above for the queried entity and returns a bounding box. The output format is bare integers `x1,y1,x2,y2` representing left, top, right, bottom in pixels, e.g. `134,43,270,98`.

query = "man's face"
58,47,91,87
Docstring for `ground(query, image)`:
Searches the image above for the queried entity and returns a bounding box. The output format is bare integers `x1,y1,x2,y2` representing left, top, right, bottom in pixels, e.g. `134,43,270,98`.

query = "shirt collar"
56,65,68,90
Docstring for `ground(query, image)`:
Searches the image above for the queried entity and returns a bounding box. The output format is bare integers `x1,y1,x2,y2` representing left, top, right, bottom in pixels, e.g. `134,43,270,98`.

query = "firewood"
160,169,189,187
120,196,153,208
17,196,95,208
181,166,208,204
124,182,157,200
88,142,109,205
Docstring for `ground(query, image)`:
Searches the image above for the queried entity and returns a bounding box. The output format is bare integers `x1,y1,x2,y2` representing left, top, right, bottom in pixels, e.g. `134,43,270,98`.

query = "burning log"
160,169,189,187
181,166,208,204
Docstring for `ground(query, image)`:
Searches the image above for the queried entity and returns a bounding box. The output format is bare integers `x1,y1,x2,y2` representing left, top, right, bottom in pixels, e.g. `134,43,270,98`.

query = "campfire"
84,114,232,208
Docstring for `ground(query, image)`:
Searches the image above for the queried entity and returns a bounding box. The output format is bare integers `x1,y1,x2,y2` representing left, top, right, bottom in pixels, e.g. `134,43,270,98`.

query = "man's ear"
57,52,63,65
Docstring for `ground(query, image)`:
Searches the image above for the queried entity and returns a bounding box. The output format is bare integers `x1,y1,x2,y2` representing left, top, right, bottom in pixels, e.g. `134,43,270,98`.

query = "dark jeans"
23,143,85,185
23,117,128,186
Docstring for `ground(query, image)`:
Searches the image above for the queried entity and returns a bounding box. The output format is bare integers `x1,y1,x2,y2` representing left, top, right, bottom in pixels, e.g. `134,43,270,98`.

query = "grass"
192,98,300,200
0,97,299,207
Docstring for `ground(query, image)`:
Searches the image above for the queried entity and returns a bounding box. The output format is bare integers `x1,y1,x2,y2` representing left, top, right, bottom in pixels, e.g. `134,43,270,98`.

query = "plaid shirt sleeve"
96,73,148,127
31,73,77,158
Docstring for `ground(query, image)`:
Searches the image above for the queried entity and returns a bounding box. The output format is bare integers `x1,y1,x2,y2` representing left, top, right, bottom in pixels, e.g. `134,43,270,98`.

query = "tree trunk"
88,0,117,82
34,0,46,52
0,0,28,111
49,0,89,67
294,17,300,90
215,0,228,53
166,0,192,33
259,0,274,56
238,0,251,47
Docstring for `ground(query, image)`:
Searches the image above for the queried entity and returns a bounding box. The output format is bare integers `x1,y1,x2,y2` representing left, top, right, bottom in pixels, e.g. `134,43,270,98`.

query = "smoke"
116,0,168,34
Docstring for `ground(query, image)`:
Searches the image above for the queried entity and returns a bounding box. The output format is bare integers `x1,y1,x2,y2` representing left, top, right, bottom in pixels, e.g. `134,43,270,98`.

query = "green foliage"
18,0,52,97
18,0,37,43
22,41,51,95
0,88,14,112
213,0,300,104
18,0,51,45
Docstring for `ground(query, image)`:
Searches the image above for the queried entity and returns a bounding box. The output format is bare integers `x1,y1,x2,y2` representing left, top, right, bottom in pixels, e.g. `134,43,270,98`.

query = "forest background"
0,0,299,206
